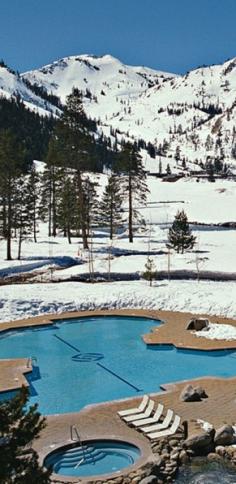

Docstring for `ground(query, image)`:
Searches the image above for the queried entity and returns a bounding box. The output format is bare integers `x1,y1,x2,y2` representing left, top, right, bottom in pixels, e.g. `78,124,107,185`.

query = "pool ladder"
26,356,37,368
70,425,87,469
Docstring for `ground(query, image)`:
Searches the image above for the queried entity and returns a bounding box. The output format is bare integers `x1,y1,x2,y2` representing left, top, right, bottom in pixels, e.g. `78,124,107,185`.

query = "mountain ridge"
1,53,236,172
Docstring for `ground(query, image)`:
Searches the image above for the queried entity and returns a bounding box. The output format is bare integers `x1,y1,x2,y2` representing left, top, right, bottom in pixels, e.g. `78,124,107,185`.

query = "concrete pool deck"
34,375,236,483
1,309,236,482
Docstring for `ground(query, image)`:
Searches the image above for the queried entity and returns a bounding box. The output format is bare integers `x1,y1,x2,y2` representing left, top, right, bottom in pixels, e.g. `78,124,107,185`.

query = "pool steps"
47,445,135,471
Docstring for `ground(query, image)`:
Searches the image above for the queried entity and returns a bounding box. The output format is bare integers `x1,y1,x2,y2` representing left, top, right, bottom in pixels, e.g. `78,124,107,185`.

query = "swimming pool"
44,440,141,477
0,315,236,414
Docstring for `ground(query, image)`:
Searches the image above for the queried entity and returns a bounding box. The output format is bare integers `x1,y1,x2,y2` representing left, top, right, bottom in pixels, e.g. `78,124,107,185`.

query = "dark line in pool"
97,362,142,392
53,334,81,353
54,333,141,392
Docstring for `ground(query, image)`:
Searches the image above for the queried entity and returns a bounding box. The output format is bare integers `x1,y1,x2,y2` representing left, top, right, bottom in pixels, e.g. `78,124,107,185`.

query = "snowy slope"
22,54,236,170
0,64,59,116
22,54,175,103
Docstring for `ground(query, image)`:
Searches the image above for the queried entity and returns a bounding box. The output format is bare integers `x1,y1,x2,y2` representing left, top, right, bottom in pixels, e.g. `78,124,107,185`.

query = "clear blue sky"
1,0,236,73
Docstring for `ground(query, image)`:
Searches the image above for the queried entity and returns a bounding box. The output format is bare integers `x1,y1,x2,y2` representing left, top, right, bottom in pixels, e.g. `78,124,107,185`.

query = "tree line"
0,89,148,259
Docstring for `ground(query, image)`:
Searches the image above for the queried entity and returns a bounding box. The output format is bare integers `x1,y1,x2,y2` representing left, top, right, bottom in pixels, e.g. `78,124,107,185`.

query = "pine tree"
81,176,99,237
143,256,157,286
0,129,27,260
0,386,51,483
25,164,41,243
57,173,77,244
41,133,63,237
53,88,97,249
13,177,33,260
167,210,196,254
116,142,148,243
98,174,124,239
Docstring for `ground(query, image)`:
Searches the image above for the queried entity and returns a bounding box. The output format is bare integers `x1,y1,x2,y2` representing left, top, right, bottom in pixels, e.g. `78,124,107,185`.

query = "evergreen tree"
143,256,157,286
175,145,181,162
0,386,51,483
13,177,33,260
25,165,41,243
0,96,55,164
57,173,77,244
81,176,99,237
41,133,64,237
98,174,124,239
0,129,27,260
53,88,97,249
116,142,148,243
167,210,196,254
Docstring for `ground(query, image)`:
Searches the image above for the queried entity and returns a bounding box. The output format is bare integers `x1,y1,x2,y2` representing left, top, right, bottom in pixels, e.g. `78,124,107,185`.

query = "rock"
184,429,215,455
139,477,158,484
180,384,201,402
215,445,226,457
161,452,170,460
186,318,209,331
214,424,235,446
169,439,179,447
179,449,189,464
194,386,208,399
170,451,179,460
207,452,223,461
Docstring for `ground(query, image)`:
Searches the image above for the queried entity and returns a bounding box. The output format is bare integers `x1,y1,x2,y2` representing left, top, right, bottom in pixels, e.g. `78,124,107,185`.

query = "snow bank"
194,322,236,341
1,280,236,324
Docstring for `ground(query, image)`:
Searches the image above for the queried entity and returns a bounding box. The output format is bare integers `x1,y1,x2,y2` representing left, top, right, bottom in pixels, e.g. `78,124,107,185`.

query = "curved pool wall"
1,315,236,414
44,439,141,478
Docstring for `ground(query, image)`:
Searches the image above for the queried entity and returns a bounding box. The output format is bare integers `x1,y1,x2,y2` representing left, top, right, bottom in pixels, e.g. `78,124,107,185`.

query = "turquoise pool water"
44,440,141,477
0,316,236,414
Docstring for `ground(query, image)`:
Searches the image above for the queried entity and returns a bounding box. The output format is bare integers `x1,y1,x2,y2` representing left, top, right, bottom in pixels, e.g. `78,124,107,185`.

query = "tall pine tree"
51,88,97,249
116,142,148,243
0,129,27,260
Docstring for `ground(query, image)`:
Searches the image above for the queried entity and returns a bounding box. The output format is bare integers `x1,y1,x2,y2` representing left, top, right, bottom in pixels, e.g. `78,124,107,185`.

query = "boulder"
184,429,215,455
139,477,158,484
180,384,208,402
194,386,208,399
214,424,235,446
180,384,201,402
186,318,209,331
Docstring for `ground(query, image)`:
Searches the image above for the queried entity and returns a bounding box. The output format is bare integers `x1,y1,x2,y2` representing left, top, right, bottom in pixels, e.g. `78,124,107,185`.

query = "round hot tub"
44,439,141,478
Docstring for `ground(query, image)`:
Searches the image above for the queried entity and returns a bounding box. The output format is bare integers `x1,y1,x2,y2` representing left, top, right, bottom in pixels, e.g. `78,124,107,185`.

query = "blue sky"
1,0,236,73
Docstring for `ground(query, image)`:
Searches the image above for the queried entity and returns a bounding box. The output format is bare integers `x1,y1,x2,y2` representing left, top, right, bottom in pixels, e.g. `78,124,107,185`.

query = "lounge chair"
147,414,181,440
117,395,149,417
123,399,155,423
131,403,164,427
140,408,174,433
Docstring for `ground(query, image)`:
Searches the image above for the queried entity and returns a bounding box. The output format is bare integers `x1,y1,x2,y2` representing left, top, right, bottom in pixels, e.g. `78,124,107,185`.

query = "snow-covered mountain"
21,54,236,171
2,54,236,171
0,63,59,117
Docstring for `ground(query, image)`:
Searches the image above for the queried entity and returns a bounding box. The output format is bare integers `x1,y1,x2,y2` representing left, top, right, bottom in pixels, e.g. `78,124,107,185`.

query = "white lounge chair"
123,399,155,423
117,395,149,417
147,414,181,440
140,408,174,433
132,403,164,428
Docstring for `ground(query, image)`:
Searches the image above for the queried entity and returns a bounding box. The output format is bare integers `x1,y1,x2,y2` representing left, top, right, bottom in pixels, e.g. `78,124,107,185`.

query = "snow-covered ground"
194,322,236,341
0,175,236,325
0,279,236,324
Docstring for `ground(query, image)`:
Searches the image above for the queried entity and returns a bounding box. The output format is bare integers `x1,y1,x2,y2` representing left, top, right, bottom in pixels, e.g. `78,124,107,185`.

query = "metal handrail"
74,457,85,469
70,425,86,460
